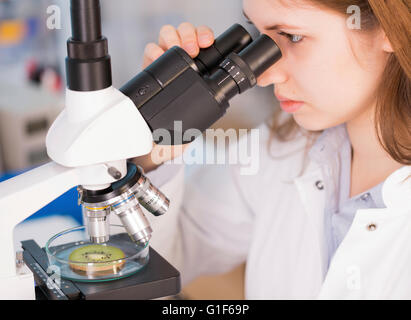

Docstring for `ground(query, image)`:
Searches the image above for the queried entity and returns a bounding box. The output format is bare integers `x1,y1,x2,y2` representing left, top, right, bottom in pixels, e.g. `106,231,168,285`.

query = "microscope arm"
0,162,78,278
0,160,122,279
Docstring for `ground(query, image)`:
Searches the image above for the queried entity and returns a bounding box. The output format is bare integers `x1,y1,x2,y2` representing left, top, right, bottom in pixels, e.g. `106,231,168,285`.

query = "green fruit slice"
69,244,125,262
68,244,126,274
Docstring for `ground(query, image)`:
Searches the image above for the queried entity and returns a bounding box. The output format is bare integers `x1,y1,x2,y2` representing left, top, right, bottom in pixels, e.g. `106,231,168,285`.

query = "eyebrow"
242,9,304,31
242,9,254,24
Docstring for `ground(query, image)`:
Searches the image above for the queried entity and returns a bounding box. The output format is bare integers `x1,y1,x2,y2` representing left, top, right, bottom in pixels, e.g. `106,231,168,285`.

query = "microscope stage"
21,236,181,300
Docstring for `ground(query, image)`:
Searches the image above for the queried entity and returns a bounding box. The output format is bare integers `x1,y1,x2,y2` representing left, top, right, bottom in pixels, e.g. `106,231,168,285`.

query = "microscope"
0,0,281,299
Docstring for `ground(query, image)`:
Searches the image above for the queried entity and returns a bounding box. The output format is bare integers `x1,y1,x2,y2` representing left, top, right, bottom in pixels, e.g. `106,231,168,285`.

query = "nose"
257,58,288,87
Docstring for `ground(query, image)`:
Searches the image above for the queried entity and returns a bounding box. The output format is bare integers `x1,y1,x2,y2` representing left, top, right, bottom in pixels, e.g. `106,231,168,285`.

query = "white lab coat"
147,123,411,299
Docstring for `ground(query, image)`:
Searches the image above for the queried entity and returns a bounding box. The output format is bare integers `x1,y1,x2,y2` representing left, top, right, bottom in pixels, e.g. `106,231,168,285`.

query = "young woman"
134,0,411,299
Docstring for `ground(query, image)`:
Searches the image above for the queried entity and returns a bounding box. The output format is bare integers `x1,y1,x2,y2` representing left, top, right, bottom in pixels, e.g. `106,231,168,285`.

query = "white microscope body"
0,86,154,299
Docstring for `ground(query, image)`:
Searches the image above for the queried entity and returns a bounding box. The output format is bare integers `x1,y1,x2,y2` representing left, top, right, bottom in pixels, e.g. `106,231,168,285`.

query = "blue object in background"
0,171,83,225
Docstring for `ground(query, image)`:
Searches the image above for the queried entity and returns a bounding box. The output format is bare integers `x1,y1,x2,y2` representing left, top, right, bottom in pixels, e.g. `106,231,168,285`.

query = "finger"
158,24,181,51
177,22,199,57
197,25,214,48
142,42,165,68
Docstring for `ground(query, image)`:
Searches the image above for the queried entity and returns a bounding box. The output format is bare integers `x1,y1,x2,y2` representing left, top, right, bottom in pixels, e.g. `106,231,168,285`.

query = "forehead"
243,0,341,29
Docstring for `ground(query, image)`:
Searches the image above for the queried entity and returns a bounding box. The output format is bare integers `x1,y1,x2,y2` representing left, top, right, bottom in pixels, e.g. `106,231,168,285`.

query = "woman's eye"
278,32,304,43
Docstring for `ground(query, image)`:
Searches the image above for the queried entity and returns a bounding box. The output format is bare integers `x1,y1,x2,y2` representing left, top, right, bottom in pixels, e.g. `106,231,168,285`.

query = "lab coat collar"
307,125,348,215
307,125,410,211
292,125,350,279
382,165,411,212
293,160,328,279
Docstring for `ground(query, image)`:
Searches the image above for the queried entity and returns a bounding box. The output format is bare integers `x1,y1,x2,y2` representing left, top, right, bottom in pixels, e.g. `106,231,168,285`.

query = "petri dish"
45,225,149,282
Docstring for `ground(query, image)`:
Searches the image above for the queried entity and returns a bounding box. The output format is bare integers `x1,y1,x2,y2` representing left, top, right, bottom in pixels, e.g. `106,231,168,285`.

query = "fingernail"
199,34,212,45
184,42,197,54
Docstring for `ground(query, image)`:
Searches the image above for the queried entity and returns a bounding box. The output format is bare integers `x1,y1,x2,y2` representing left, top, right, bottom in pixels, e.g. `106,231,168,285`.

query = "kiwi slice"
68,244,126,275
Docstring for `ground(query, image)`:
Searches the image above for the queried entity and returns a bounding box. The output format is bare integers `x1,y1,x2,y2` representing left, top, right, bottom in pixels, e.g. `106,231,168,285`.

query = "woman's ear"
381,30,394,53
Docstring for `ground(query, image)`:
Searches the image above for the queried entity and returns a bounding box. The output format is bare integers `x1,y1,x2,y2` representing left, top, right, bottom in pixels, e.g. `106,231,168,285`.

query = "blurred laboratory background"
0,0,278,300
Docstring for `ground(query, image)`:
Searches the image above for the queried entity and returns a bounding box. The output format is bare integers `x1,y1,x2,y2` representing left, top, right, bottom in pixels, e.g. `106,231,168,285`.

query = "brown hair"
268,0,411,167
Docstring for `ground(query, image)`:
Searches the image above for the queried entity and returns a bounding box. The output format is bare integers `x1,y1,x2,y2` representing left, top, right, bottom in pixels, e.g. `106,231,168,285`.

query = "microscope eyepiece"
66,0,112,91
238,34,282,78
209,34,282,102
194,24,252,75
70,0,102,42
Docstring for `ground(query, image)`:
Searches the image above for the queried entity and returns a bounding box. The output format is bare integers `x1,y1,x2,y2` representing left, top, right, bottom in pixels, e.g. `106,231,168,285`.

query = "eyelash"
278,32,304,44
243,18,304,44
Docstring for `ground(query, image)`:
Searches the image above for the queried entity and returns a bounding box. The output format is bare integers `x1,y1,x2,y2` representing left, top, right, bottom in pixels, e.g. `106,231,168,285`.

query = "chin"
293,113,340,132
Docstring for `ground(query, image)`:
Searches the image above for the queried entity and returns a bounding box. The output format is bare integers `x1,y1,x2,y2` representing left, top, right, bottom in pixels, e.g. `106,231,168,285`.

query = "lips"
275,93,304,113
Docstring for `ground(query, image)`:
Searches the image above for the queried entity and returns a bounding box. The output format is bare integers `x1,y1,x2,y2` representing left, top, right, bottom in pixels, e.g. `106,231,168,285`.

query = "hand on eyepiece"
142,22,215,68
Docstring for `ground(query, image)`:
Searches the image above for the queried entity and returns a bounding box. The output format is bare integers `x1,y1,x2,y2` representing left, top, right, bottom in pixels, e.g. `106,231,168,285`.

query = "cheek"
290,42,379,130
317,42,373,99
301,43,356,105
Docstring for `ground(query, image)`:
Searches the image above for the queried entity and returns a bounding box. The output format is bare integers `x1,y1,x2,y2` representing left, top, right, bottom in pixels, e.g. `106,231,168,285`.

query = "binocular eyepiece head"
120,24,282,145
